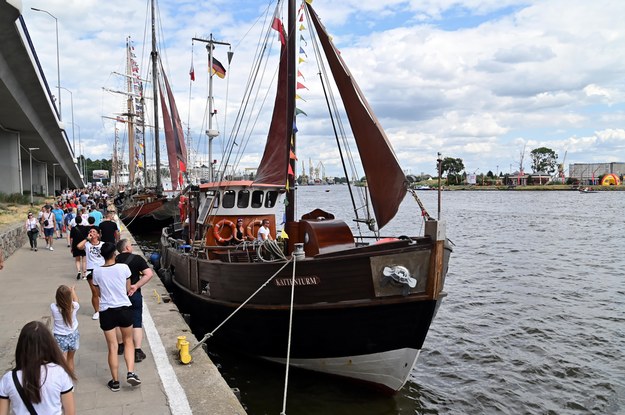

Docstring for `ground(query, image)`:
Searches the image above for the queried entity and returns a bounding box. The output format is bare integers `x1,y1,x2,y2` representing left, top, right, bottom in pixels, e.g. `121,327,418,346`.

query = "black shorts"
72,249,86,258
99,306,133,331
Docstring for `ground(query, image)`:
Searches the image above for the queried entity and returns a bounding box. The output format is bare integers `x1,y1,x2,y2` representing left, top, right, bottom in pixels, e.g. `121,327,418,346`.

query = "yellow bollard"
176,335,186,350
179,340,192,364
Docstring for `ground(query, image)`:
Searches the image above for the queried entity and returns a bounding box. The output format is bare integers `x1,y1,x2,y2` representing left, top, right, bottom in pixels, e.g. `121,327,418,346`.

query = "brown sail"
253,43,290,186
159,69,188,191
306,3,407,229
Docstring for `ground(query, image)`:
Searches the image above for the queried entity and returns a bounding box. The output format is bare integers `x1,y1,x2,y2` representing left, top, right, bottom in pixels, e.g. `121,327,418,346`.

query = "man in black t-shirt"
115,238,154,362
100,211,120,244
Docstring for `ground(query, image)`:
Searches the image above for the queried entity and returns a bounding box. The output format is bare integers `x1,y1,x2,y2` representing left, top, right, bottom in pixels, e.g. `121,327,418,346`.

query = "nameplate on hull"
274,276,321,287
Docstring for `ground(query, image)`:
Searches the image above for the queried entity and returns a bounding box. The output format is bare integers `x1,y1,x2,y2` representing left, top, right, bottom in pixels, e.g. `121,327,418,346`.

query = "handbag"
12,369,38,415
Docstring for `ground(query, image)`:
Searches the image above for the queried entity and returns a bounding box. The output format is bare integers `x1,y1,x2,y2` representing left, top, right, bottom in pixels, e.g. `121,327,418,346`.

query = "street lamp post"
59,86,75,154
31,8,61,120
28,148,40,204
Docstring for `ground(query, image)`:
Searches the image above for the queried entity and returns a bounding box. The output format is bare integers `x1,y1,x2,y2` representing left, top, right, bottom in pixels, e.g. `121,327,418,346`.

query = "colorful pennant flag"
297,70,305,80
296,82,308,90
299,46,307,57
299,24,306,31
295,94,306,101
298,57,306,64
300,34,307,46
295,108,307,116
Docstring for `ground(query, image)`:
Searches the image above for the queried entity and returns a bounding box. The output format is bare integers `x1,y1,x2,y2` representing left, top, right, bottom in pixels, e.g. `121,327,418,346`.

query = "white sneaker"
49,247,54,251
92,312,99,320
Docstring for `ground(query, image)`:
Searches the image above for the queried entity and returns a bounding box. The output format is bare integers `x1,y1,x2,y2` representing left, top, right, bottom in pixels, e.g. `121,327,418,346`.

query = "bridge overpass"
0,0,83,197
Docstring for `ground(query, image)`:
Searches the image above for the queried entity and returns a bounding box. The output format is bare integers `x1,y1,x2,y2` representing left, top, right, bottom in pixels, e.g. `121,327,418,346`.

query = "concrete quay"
0,225,246,415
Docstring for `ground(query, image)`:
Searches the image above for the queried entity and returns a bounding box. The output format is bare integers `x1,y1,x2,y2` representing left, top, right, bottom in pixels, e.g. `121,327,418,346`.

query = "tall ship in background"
158,0,452,393
110,3,187,233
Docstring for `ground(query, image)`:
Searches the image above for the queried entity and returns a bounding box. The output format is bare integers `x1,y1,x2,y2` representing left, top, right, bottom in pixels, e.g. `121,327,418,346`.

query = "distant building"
568,162,625,184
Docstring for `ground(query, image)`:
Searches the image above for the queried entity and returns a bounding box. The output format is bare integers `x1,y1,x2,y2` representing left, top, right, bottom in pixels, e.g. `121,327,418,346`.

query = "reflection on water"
134,187,625,414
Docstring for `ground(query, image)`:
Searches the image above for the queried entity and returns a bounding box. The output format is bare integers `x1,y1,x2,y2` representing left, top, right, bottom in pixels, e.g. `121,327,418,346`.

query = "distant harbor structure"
569,162,625,184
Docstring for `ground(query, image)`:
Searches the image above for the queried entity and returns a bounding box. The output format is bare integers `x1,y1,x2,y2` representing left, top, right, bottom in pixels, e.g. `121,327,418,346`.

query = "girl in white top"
51,285,80,372
77,228,105,320
0,321,76,415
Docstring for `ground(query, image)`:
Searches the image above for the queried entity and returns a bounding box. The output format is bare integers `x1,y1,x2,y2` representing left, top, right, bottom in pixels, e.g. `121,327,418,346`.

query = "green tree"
530,147,558,174
439,157,465,185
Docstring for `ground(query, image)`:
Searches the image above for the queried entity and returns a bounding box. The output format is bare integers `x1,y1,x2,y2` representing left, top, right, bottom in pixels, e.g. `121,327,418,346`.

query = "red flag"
189,63,195,81
288,164,294,176
272,17,286,45
296,82,308,90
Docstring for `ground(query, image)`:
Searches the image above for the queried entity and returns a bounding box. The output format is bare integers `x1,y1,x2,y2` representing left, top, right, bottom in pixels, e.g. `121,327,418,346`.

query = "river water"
136,186,625,414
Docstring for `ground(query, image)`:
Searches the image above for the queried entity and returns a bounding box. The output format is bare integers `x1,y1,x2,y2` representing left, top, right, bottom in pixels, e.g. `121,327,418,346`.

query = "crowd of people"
1,187,154,414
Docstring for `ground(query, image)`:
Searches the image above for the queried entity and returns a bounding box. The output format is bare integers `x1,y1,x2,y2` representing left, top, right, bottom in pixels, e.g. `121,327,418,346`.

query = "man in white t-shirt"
257,219,272,241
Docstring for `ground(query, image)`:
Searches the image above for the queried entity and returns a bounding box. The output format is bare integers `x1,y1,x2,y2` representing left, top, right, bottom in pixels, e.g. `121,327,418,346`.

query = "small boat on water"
579,187,598,193
158,0,452,393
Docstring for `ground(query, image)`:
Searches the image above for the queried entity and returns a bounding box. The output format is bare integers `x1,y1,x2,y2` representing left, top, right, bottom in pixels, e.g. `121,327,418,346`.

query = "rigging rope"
280,253,297,415
189,256,294,354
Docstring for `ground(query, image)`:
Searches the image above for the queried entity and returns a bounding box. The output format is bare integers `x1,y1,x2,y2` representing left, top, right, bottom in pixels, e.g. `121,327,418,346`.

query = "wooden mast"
151,0,162,193
285,0,296,229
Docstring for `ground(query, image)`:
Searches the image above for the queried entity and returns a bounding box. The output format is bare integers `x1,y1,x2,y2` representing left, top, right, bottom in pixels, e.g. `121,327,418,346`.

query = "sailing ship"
113,3,187,232
158,0,452,393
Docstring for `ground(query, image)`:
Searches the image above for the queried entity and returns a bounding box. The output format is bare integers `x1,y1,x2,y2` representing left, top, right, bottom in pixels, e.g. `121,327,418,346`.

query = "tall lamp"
31,8,61,120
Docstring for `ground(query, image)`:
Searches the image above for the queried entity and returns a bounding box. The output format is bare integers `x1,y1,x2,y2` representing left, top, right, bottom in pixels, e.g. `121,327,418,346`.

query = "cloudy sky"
22,0,625,178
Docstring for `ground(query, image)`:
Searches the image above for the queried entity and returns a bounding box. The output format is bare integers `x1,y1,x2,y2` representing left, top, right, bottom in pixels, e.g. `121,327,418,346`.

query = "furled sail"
159,69,188,191
253,42,290,187
306,3,408,229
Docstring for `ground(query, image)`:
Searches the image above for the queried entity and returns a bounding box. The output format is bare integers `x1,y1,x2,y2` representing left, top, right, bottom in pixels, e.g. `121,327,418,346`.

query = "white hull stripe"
263,348,421,392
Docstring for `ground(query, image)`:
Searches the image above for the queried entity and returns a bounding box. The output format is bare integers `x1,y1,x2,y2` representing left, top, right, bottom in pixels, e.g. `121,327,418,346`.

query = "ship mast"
151,0,162,193
285,0,296,224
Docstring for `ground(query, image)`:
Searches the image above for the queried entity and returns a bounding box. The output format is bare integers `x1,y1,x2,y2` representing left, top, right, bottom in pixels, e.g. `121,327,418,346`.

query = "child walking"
51,285,80,372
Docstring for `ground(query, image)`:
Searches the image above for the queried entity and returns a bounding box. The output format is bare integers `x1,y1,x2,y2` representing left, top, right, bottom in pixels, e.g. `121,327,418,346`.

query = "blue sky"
22,0,625,178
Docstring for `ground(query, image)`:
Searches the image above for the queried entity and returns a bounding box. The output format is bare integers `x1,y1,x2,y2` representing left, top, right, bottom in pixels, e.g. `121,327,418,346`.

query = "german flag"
211,57,226,79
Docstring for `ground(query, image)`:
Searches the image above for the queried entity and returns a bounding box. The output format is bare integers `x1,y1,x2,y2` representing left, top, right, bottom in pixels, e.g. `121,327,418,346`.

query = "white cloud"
22,0,625,178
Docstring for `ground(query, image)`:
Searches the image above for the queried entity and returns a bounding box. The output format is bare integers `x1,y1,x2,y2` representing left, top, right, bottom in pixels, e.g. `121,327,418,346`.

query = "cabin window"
237,190,250,208
197,192,217,224
222,190,236,208
251,190,264,208
265,191,278,208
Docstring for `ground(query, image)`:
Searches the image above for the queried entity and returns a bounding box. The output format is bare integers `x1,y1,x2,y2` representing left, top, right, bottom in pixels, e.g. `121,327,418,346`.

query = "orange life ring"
246,220,263,241
213,219,235,244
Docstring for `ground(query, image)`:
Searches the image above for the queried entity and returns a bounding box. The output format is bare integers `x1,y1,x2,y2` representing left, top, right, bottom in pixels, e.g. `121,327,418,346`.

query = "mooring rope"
280,254,298,415
122,202,145,228
189,257,295,354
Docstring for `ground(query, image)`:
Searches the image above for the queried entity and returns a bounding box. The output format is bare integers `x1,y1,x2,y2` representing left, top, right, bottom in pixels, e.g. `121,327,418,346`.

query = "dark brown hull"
119,197,176,232
159,226,451,391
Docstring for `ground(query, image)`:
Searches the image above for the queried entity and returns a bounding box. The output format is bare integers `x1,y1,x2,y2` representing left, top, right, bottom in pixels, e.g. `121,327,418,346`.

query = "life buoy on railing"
213,219,235,244
246,219,263,241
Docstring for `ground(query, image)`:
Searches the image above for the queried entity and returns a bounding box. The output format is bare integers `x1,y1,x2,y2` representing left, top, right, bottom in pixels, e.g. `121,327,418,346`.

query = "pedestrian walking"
70,216,88,281
41,205,56,251
0,321,76,415
77,228,104,320
115,239,154,362
52,204,64,239
51,285,80,372
92,242,141,392
99,211,120,244
24,212,39,251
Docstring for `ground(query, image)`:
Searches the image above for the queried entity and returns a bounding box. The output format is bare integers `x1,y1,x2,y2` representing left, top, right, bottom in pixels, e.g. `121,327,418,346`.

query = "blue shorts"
44,228,54,237
54,329,80,352
56,221,63,231
129,292,143,328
